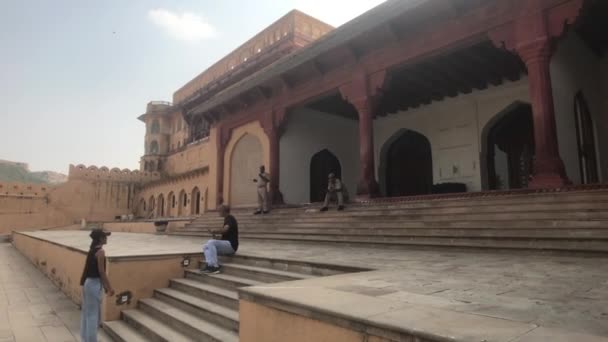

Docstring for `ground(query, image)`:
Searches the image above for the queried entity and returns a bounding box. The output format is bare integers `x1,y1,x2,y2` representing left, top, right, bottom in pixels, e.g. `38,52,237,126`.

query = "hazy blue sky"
0,0,385,174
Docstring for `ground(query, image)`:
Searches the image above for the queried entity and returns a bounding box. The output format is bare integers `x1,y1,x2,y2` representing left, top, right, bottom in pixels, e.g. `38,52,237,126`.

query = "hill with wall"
0,160,67,184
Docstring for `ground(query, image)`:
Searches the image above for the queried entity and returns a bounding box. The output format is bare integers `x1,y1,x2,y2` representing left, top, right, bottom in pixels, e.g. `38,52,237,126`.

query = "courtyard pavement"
16,231,608,339
0,242,110,342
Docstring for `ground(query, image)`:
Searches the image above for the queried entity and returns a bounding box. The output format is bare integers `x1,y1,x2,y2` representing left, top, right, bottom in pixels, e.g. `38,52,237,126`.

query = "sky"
0,0,385,174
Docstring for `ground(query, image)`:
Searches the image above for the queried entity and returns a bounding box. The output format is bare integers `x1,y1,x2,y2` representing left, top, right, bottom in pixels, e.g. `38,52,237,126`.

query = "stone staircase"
102,255,356,341
172,189,608,253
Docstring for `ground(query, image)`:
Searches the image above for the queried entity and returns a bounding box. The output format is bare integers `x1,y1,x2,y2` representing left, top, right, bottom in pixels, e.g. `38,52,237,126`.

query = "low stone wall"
239,300,394,342
12,232,86,306
12,231,202,321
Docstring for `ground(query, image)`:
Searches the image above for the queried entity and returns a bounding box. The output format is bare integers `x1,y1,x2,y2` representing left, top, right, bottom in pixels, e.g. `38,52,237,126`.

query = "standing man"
320,173,345,211
253,165,270,215
202,205,238,274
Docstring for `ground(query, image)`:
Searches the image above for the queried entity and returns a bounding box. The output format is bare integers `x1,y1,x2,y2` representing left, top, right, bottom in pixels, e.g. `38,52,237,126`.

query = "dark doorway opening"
485,103,534,190
382,130,433,197
574,92,599,184
310,149,341,203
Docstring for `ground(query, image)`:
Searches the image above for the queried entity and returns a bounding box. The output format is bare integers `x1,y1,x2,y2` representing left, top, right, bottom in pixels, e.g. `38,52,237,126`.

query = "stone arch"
157,193,165,217
310,149,342,203
481,101,534,190
574,91,599,184
229,133,263,206
167,191,175,217
379,129,433,197
191,187,201,215
148,195,156,218
178,189,187,216
223,121,269,206
139,199,146,216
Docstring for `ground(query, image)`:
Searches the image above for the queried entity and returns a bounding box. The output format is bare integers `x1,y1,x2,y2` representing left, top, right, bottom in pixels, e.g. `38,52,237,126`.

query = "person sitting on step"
320,173,345,211
202,205,239,274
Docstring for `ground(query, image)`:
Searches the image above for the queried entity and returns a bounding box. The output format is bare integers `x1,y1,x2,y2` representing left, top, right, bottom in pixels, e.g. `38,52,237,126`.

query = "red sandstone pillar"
263,108,285,205
518,38,568,188
267,127,284,205
216,126,228,206
352,97,379,197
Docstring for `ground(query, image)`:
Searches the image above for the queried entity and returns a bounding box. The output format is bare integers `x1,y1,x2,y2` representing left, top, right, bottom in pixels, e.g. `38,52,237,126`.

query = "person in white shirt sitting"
320,173,345,211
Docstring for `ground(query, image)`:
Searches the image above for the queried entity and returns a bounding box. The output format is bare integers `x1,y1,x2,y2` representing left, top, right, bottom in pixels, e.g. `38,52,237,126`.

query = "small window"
150,141,159,155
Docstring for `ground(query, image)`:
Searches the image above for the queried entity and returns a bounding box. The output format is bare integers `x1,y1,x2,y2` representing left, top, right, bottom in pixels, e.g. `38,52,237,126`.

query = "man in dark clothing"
202,205,238,274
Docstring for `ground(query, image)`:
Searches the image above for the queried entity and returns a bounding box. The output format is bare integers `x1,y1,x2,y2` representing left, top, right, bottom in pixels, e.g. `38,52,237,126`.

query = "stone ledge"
240,285,606,342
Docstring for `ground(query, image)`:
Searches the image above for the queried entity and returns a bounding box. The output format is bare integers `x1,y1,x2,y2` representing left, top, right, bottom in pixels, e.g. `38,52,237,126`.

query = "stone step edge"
185,269,264,287
102,320,148,342
154,287,239,323
220,262,317,280
121,309,191,341
219,253,370,274
170,278,239,301
139,297,239,341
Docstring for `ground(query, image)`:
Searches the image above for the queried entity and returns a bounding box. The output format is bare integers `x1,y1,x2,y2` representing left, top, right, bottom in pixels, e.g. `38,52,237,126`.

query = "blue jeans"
203,240,235,267
80,278,102,342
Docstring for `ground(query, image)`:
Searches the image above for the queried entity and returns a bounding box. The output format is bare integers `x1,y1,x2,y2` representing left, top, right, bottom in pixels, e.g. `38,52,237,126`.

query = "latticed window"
190,117,210,142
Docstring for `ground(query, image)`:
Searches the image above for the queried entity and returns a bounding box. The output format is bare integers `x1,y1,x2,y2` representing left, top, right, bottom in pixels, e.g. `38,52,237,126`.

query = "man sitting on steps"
320,173,345,212
201,205,239,274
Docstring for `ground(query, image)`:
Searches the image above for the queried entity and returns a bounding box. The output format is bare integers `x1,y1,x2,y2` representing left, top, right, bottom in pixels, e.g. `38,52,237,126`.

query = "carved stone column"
339,70,387,198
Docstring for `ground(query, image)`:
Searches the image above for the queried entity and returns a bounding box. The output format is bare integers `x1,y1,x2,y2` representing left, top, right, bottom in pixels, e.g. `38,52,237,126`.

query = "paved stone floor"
0,242,111,342
18,231,608,339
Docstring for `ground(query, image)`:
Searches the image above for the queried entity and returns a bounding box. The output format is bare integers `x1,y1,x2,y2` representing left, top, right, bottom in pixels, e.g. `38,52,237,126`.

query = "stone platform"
14,231,608,341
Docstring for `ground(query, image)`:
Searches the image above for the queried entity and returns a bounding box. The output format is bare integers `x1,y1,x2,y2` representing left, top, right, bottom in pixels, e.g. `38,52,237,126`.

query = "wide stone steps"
174,227,608,239
189,210,608,223
197,201,608,219
103,256,341,342
236,233,608,251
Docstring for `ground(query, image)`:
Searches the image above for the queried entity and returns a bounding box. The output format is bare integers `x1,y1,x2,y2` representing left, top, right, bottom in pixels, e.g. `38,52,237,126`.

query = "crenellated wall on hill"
1,164,150,235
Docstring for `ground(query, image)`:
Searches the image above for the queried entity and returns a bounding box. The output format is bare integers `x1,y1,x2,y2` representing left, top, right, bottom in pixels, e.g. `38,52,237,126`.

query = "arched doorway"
148,195,156,218
167,191,175,217
229,134,263,206
157,194,165,217
381,130,433,197
139,199,146,217
310,149,342,203
191,187,201,215
483,103,534,190
574,92,599,184
177,190,186,216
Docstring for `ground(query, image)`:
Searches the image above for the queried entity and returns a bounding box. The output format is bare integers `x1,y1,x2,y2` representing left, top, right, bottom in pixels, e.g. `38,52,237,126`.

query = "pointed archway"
157,194,165,217
310,149,342,203
148,195,156,218
380,129,433,197
177,190,187,216
191,187,201,215
167,191,175,217
482,102,534,190
229,133,263,206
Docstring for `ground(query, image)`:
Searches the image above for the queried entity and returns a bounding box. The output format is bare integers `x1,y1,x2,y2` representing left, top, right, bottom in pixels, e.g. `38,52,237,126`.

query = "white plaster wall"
551,32,606,183
374,79,530,192
280,108,359,204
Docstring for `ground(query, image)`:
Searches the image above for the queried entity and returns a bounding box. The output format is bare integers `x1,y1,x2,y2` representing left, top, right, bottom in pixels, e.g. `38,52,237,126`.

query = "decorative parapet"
0,182,50,197
68,164,161,183
173,10,333,104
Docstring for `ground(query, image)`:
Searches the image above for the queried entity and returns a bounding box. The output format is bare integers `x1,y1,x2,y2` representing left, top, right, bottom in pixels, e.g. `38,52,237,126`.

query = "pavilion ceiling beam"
385,22,402,42
310,60,325,77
